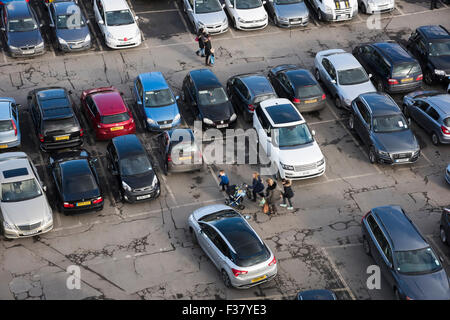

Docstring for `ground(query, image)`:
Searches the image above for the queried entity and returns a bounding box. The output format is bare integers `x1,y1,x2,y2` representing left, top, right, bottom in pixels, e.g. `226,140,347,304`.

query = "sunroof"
266,104,302,124
2,168,28,179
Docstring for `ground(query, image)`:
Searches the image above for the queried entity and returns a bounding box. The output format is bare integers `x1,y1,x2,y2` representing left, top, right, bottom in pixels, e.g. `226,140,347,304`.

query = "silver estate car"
188,204,277,288
0,152,53,239
0,98,21,149
183,0,229,34
265,0,309,27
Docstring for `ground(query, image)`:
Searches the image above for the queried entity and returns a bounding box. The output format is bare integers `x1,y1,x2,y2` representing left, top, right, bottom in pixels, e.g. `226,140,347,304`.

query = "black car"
268,64,326,113
182,69,236,129
296,289,337,300
0,1,45,57
49,149,103,214
226,73,277,122
406,25,450,85
353,42,422,94
27,87,84,151
362,205,450,300
440,208,450,246
107,134,160,203
349,92,420,164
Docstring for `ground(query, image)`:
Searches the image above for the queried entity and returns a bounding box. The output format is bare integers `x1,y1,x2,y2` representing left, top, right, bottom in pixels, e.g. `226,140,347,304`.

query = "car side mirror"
137,100,142,105
187,7,193,12
222,3,226,7
134,16,139,21
176,96,180,100
263,0,267,3
368,74,373,78
439,255,444,263
40,23,44,28
99,20,104,25
267,137,271,142
43,186,47,192
16,104,21,108
90,158,98,164
0,27,5,32
49,23,55,28
407,118,411,125
311,130,316,136
229,3,234,8
331,79,336,84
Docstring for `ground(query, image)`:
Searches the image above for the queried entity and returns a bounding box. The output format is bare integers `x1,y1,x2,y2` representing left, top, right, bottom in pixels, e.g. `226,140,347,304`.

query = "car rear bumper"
366,3,395,14
62,201,104,214
438,134,450,144
96,126,136,140
41,138,83,151
387,81,422,94
3,221,53,239
230,266,277,289
60,40,92,52
123,186,161,203
0,139,21,149
10,46,46,58
168,163,203,173
294,100,327,113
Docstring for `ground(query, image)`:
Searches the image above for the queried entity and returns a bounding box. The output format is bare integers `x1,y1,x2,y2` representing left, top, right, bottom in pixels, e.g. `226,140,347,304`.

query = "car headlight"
3,220,16,231
147,118,157,125
8,45,19,51
377,149,389,157
203,118,214,125
43,211,53,224
36,41,44,48
198,21,206,27
238,17,246,23
344,98,352,106
85,33,91,42
230,113,237,122
434,69,446,76
317,158,325,166
279,16,289,22
58,37,68,45
106,32,115,40
174,113,181,121
280,162,294,171
122,181,132,191
151,174,158,187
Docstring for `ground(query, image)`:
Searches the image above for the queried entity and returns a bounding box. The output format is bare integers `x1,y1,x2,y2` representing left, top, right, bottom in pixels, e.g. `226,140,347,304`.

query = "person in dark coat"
265,178,281,215
430,0,438,9
249,172,265,202
280,179,294,210
204,34,213,66
195,28,206,57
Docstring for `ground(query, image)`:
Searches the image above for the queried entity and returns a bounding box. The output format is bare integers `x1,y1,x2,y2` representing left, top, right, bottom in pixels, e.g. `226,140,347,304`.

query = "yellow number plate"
251,275,267,283
55,135,69,141
0,144,8,149
305,99,318,104
401,77,413,83
76,201,91,207
110,126,124,131
179,156,192,161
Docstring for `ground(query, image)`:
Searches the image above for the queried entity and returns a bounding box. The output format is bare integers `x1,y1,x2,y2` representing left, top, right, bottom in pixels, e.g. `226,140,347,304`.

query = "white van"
309,0,358,21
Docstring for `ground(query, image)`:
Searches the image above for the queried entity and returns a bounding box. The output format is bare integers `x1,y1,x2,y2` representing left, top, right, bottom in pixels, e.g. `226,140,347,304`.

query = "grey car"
402,91,450,145
188,204,277,289
349,92,420,164
183,0,228,34
0,98,21,149
0,152,53,240
0,1,45,58
48,0,91,52
265,0,309,27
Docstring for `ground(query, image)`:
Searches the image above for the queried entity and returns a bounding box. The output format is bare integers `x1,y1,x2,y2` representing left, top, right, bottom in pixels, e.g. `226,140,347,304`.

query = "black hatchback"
49,149,103,214
181,69,236,129
268,64,326,113
107,134,160,203
353,42,422,94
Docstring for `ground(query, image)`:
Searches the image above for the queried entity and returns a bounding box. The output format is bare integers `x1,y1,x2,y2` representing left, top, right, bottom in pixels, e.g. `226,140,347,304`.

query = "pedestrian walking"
195,28,206,57
248,172,265,202
430,0,438,9
265,178,281,215
218,170,229,191
204,34,214,66
280,179,294,210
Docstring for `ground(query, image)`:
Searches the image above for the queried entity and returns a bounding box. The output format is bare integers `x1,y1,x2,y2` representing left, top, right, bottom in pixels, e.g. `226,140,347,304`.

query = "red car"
81,87,136,140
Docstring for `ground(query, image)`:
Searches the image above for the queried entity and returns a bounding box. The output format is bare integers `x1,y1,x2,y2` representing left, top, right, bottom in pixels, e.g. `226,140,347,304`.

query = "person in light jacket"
265,178,281,215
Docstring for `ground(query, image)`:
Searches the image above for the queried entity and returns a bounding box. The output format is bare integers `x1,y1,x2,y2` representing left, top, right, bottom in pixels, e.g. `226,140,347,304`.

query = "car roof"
138,72,169,91
285,69,318,87
327,52,362,71
60,159,91,177
102,0,130,12
417,25,450,40
36,88,73,120
239,75,275,96
112,134,145,158
371,206,429,251
53,1,80,15
360,93,401,116
260,98,304,126
372,42,415,64
424,95,450,115
5,1,31,18
189,69,221,89
91,91,127,115
0,101,12,120
0,153,34,183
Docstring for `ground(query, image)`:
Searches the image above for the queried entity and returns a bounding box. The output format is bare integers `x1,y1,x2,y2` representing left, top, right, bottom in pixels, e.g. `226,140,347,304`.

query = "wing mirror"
134,16,139,21
407,118,411,126
175,96,180,100
99,20,104,25
0,27,5,32
331,79,336,84
311,130,316,136
229,3,234,8
42,185,47,192
40,23,44,28
368,73,373,78
222,3,226,8
15,104,22,108
49,23,55,28
263,0,267,3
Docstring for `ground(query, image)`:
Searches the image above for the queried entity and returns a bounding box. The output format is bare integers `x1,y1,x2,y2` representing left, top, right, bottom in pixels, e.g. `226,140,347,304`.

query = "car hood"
8,29,43,48
275,2,309,19
235,6,266,20
144,103,179,122
279,141,324,165
340,81,376,102
429,56,450,73
195,10,227,25
199,101,234,121
56,26,90,42
397,269,450,300
106,23,139,40
122,170,156,190
373,130,418,153
1,195,50,226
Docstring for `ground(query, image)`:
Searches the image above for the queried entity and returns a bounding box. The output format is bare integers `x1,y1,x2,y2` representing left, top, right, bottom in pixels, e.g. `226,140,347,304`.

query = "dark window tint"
119,154,152,176
0,120,13,132
43,116,79,134
64,173,97,195
395,247,442,275
265,104,301,124
356,101,370,124
296,85,323,98
228,230,270,267
101,112,130,124
426,107,440,121
392,63,421,77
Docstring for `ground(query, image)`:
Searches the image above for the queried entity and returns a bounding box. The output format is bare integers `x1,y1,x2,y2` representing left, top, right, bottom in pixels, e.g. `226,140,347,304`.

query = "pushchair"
224,183,248,210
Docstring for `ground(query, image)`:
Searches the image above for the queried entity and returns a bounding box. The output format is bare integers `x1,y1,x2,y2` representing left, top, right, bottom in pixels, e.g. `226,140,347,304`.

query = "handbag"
263,202,269,214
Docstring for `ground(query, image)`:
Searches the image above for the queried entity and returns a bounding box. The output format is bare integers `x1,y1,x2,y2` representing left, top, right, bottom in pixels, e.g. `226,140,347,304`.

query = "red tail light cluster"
321,94,326,100
11,120,17,136
231,268,248,277
63,202,74,208
93,197,103,204
248,104,255,111
167,154,172,162
80,128,84,137
416,74,423,81
441,126,450,135
388,79,399,85
39,134,44,142
268,257,277,266
292,98,301,104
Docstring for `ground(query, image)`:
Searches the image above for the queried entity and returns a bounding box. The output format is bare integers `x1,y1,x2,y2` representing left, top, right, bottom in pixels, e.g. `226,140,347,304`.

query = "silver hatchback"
188,204,277,289
0,98,21,149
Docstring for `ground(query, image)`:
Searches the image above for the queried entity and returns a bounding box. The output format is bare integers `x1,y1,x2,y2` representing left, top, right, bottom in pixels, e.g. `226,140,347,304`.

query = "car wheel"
348,114,355,130
315,69,321,81
369,147,377,164
335,96,343,109
402,105,410,118
440,226,448,245
375,79,383,92
222,270,232,288
363,237,371,256
360,2,367,14
431,132,439,146
394,288,401,300
317,9,324,21
424,69,434,85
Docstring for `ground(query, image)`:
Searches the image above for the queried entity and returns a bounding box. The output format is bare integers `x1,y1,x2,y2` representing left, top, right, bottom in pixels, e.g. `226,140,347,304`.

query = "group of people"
195,28,215,66
218,170,295,216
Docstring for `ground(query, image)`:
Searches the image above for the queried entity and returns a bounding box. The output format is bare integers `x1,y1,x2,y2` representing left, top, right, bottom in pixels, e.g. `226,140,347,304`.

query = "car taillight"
321,94,326,100
231,268,248,277
387,79,398,85
167,154,172,162
80,128,84,137
11,120,17,136
406,296,413,300
441,126,450,135
63,202,74,208
248,104,255,111
416,74,423,81
93,197,103,204
292,98,301,104
268,257,277,266
39,134,44,142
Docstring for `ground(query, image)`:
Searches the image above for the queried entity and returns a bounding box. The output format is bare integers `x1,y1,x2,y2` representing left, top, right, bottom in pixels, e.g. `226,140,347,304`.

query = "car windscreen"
444,117,450,127
120,154,152,176
0,120,13,132
1,178,42,202
43,116,79,135
392,62,421,77
56,14,86,29
230,231,271,267
144,89,175,107
8,18,37,32
253,94,277,104
236,0,262,9
105,9,134,26
429,40,450,57
372,114,408,133
101,112,130,125
394,247,442,275
195,0,222,14
275,0,302,4
198,88,228,106
338,68,369,85
296,84,323,98
64,173,97,195
277,124,313,148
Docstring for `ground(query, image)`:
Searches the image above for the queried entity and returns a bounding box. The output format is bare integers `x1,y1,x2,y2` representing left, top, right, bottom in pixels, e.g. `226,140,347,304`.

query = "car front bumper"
236,19,268,30
59,40,92,52
376,150,420,165
105,36,142,49
123,186,161,203
3,221,53,239
9,46,46,58
146,118,181,131
275,16,309,28
366,2,395,14
282,163,326,180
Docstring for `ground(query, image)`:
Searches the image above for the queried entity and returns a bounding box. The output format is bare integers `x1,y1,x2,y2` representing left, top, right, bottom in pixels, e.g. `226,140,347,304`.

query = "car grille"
245,18,266,23
18,222,41,231
20,45,35,51
290,18,303,23
67,40,85,46
116,43,136,47
294,162,318,172
157,120,172,125
393,152,412,159
206,24,222,29
133,186,154,192
335,8,353,15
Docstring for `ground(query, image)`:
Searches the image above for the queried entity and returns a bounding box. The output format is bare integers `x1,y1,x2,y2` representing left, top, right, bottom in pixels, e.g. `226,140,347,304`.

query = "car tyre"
348,114,355,130
440,226,448,245
315,69,321,81
163,161,169,175
424,69,434,85
360,2,367,14
363,236,371,256
317,9,324,21
335,96,343,109
431,132,439,146
222,270,232,288
369,147,377,164
375,79,383,92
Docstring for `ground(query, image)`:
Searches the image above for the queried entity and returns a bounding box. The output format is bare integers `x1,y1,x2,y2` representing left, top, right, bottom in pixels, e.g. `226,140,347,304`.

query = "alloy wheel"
349,115,355,130
369,147,377,164
440,227,448,245
431,132,439,146
222,270,232,288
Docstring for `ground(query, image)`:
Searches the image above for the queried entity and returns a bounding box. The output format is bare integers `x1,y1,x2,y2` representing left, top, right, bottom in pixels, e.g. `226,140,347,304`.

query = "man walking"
195,28,206,57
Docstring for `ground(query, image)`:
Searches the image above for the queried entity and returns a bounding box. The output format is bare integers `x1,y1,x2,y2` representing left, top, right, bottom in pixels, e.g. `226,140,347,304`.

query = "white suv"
93,0,142,49
358,0,394,14
253,98,326,180
225,0,268,30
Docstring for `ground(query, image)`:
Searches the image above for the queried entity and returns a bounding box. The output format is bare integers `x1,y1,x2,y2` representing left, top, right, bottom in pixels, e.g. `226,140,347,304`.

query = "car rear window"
0,120,13,132
64,173,97,195
101,112,130,124
444,117,450,127
296,85,323,98
226,228,271,267
253,94,277,104
392,62,421,77
43,116,79,135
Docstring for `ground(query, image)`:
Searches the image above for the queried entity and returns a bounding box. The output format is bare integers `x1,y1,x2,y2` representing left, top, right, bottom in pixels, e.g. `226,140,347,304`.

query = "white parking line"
309,118,347,125
322,243,362,250
394,5,405,15
420,152,433,166
158,173,178,205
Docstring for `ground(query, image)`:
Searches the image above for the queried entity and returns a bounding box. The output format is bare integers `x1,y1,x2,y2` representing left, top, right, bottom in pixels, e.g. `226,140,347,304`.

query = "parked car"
265,0,309,27
182,0,228,34
406,25,450,85
182,69,236,129
48,0,91,52
134,72,181,131
80,86,136,140
156,128,203,174
0,97,20,149
188,204,277,288
358,0,394,14
296,289,337,300
268,64,327,113
0,0,45,57
314,49,376,109
308,0,358,22
28,87,84,151
446,164,450,185
440,207,450,245
353,42,422,94
226,73,277,122
107,134,160,203
253,98,326,179
402,91,450,145
50,149,103,214
349,92,420,164
0,152,53,239
224,0,268,31
93,0,141,49
362,205,450,300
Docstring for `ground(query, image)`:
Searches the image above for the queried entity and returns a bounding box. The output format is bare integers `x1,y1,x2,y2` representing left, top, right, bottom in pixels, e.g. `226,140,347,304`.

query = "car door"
51,163,63,202
411,100,430,130
49,4,57,37
354,100,371,145
321,58,337,95
225,0,236,19
254,106,268,152
134,78,145,119
234,79,250,112
424,106,441,135
197,223,221,268
280,74,295,100
354,45,371,72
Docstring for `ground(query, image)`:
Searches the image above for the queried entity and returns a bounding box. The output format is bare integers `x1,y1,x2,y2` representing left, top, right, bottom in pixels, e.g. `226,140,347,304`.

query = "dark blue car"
440,208,450,246
134,72,181,131
362,205,450,300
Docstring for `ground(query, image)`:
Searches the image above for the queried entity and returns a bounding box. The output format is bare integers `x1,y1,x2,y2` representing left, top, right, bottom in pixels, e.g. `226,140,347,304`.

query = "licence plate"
71,44,82,49
395,158,409,163
76,201,91,207
22,49,35,55
305,99,318,104
301,170,312,176
55,135,69,141
137,194,151,200
251,275,267,283
21,230,38,236
111,126,124,131
401,77,413,83
0,144,8,149
159,124,171,129
217,124,228,129
179,156,192,161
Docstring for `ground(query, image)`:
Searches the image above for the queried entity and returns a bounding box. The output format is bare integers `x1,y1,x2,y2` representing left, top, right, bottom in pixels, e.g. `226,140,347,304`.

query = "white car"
253,98,326,180
183,0,229,34
225,0,268,30
309,0,358,21
358,0,394,14
314,49,377,109
93,0,142,49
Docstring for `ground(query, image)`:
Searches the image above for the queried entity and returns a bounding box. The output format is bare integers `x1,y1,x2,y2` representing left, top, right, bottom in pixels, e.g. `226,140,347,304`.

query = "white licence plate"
71,44,82,49
159,124,171,129
137,194,152,200
22,49,35,55
395,158,409,163
22,230,38,236
301,170,312,176
217,124,228,129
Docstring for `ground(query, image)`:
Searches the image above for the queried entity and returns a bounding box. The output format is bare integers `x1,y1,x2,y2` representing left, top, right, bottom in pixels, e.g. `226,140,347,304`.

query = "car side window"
415,100,429,112
136,79,143,99
11,104,17,120
322,58,330,74
209,229,230,258
417,38,428,55
255,107,270,135
280,74,293,94
367,215,389,255
85,96,98,116
54,164,62,186
426,107,440,121
356,101,370,125
328,64,336,80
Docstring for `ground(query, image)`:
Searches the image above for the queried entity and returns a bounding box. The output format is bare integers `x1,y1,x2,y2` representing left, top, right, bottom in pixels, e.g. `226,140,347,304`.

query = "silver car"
0,98,21,149
188,204,277,289
314,49,377,109
183,0,229,34
0,152,53,239
265,0,309,27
